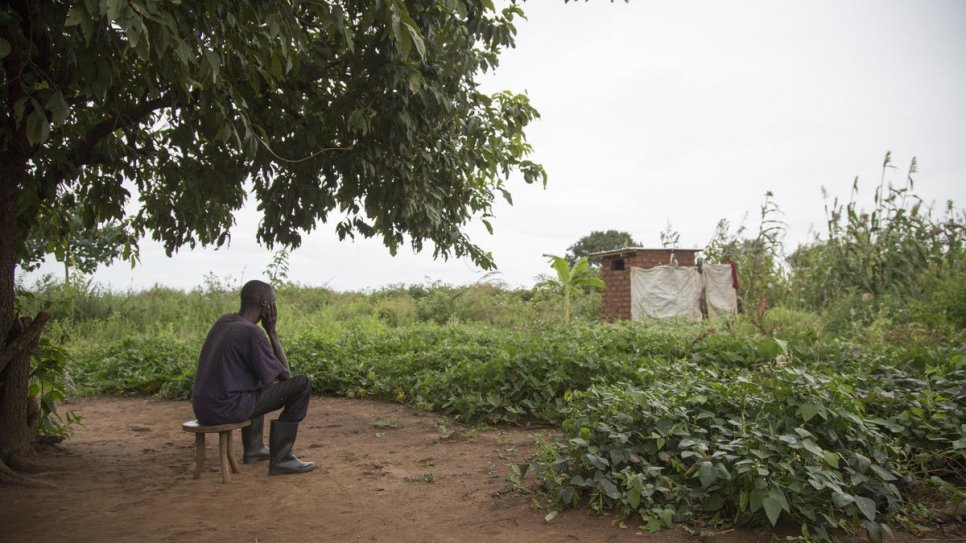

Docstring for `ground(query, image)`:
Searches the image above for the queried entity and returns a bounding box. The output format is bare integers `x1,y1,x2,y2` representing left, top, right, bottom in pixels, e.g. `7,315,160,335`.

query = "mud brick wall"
599,249,697,321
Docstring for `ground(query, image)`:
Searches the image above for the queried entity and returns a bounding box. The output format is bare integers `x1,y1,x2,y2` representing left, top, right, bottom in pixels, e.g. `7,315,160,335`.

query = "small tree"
19,209,137,285
541,254,605,322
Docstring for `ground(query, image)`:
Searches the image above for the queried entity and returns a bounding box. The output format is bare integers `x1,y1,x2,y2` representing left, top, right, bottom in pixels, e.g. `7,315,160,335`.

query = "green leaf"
405,24,426,60
627,483,641,509
798,402,821,422
863,520,883,543
698,461,716,488
854,495,876,521
26,106,50,145
65,6,86,26
762,496,783,526
801,439,824,457
544,510,558,522
832,492,854,508
598,478,620,500
704,494,725,512
659,508,674,528
46,92,70,126
869,464,897,481
749,489,767,512
205,50,221,84
0,38,11,59
822,450,840,468
105,0,124,19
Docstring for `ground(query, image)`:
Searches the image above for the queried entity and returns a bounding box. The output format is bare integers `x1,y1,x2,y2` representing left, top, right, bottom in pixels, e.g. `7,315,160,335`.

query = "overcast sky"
22,0,966,292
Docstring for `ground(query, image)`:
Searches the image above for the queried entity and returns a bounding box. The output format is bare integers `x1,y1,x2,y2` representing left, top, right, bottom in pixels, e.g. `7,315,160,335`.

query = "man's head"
240,280,276,313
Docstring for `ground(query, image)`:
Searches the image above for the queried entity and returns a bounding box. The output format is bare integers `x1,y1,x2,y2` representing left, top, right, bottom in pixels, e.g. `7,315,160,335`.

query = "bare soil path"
0,397,936,542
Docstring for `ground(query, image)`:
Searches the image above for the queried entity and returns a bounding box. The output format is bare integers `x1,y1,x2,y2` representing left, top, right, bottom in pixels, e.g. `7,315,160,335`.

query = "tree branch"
69,95,173,170
36,94,177,202
0,311,51,375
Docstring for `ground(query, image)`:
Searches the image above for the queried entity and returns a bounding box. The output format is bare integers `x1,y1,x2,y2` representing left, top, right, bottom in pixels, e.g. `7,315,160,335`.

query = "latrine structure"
594,247,700,322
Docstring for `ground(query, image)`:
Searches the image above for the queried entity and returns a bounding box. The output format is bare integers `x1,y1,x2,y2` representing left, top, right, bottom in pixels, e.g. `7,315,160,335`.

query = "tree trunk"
564,288,571,323
0,154,42,474
2,1,50,479
0,318,42,462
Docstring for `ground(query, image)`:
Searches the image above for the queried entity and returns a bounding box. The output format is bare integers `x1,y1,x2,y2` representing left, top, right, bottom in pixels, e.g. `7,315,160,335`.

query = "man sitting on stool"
192,279,315,475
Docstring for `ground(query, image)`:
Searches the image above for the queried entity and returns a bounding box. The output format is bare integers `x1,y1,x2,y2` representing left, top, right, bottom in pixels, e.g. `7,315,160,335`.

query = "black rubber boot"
242,415,271,464
268,419,316,475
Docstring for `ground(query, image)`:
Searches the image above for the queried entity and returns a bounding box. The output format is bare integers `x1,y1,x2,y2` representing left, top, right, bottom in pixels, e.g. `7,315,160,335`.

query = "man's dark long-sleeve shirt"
192,314,287,424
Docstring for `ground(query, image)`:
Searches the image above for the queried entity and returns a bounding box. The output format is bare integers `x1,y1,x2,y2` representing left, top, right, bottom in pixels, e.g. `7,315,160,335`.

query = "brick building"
593,247,700,322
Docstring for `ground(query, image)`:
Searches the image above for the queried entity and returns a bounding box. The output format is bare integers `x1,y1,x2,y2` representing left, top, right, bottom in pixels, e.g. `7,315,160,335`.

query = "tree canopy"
4,0,544,268
566,229,638,265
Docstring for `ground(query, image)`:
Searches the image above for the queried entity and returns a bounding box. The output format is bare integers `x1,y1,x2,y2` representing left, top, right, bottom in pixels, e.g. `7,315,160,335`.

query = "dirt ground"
0,397,949,543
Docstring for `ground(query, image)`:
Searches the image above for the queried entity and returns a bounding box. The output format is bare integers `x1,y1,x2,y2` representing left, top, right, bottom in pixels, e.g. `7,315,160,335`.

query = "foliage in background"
539,255,605,323
14,150,966,538
18,209,137,285
61,305,965,539
17,272,966,540
787,155,966,334
703,191,787,336
565,230,639,266
659,221,680,249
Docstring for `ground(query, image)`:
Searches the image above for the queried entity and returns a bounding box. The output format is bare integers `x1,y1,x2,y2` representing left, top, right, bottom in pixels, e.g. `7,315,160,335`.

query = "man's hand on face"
260,300,278,334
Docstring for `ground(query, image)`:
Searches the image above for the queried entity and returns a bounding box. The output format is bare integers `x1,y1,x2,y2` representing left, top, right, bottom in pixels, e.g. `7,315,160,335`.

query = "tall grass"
787,157,965,328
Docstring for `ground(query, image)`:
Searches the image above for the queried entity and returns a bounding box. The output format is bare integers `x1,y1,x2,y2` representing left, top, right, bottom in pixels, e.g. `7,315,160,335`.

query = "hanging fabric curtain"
703,263,738,317
630,266,703,321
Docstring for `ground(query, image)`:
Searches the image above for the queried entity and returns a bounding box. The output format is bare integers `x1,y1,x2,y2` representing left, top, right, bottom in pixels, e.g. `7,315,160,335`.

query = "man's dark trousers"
251,374,310,422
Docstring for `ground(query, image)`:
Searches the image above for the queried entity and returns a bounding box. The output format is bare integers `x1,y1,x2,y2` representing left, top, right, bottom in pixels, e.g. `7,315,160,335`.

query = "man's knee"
291,374,310,394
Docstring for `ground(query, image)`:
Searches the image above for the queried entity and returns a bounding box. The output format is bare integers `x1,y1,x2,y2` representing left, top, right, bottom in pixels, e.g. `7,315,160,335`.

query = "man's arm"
261,301,292,380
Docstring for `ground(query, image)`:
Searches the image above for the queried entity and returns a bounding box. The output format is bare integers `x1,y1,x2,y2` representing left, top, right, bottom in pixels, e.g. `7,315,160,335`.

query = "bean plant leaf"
698,461,716,488
762,496,784,526
863,520,883,543
854,495,877,522
798,402,825,422
749,489,767,512
832,492,855,508
822,451,840,468
869,464,897,481
627,483,641,509
599,478,621,500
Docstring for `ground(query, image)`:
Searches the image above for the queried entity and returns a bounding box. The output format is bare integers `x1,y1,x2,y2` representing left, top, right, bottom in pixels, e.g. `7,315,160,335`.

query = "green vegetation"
17,163,966,540
566,230,639,266
539,255,606,323
21,275,964,541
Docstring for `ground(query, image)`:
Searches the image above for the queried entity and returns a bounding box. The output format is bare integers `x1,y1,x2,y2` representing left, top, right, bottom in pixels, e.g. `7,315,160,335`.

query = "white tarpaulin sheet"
703,264,738,317
630,266,703,321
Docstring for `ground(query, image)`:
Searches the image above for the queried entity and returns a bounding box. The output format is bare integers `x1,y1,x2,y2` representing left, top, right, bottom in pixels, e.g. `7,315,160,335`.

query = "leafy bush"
72,335,196,399
530,364,903,541
30,337,82,437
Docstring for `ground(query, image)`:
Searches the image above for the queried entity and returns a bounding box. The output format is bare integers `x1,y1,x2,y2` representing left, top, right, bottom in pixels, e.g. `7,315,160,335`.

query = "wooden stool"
182,419,251,483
